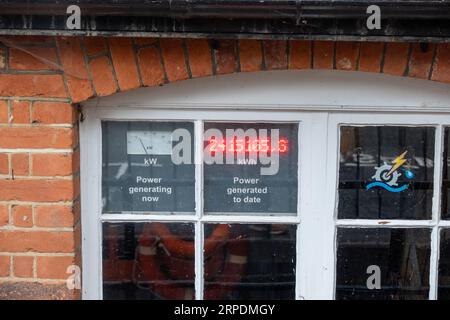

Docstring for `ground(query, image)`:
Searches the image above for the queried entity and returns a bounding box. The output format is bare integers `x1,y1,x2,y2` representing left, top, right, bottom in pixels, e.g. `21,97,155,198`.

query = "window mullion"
194,120,205,300
429,226,441,300
429,124,444,300
298,113,335,299
432,124,444,224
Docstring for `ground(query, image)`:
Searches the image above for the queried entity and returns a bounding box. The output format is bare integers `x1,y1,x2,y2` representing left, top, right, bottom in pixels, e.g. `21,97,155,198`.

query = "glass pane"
102,121,195,214
338,126,435,219
203,223,296,299
204,123,298,215
438,229,450,299
336,228,431,300
441,128,450,219
102,222,195,300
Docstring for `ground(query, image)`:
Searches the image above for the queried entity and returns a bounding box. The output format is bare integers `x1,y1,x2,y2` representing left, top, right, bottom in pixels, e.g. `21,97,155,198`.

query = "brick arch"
0,35,450,299
50,38,450,104
1,37,450,104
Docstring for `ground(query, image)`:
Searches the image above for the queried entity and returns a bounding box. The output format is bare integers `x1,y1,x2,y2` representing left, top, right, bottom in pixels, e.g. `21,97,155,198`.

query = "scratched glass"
336,228,431,300
102,121,195,214
203,122,298,215
102,222,195,300
203,223,296,300
338,126,435,220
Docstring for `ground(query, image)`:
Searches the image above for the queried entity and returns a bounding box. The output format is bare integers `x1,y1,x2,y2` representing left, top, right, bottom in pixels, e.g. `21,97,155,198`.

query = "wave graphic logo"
366,151,414,193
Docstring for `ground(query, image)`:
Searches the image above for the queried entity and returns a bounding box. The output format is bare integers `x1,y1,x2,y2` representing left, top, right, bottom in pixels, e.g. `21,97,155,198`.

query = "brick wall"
0,35,449,299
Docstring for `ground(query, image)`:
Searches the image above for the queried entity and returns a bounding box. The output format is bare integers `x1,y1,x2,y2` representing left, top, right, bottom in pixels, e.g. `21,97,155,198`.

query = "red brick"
239,40,262,72
0,282,77,300
383,42,410,76
0,230,74,253
0,205,8,226
431,43,450,83
408,43,435,80
88,56,118,96
359,42,384,72
0,180,74,202
263,40,287,70
0,256,10,277
37,256,75,279
0,74,67,98
35,206,74,228
56,37,94,102
72,150,80,174
335,42,360,71
83,37,108,56
289,40,311,69
32,153,72,176
160,39,189,82
12,206,33,228
109,38,141,91
0,281,76,299
0,154,8,175
186,39,213,78
11,101,30,124
212,40,236,75
0,127,74,149
11,153,29,176
13,256,34,278
313,41,334,69
0,100,8,123
32,102,74,125
137,47,165,87
9,47,58,71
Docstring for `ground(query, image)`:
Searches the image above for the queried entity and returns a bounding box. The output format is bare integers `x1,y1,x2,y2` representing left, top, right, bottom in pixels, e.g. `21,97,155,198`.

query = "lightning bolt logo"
387,150,408,177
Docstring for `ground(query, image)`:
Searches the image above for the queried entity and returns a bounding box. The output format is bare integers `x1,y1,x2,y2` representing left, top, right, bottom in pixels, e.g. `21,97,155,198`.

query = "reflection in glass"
203,224,296,300
102,222,195,300
441,128,450,219
438,229,450,299
338,126,435,219
102,121,195,214
204,123,298,215
336,228,431,300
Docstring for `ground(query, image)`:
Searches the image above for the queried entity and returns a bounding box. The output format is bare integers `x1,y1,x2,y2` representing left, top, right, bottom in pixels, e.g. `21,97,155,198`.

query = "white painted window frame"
80,106,450,300
81,108,315,299
79,71,450,301
327,113,450,300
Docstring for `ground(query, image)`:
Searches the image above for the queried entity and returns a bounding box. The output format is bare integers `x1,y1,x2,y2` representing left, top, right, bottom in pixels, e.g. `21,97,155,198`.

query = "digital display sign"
207,138,289,154
204,123,298,216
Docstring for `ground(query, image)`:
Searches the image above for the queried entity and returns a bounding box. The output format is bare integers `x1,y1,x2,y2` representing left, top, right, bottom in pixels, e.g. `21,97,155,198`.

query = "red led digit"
208,138,218,152
279,139,288,153
259,139,270,153
218,139,226,152
235,139,245,152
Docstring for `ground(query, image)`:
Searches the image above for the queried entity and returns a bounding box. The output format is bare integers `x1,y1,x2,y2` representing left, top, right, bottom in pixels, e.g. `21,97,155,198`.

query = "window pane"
204,123,298,215
102,222,195,300
102,121,195,214
441,128,450,219
338,126,435,219
336,228,431,300
438,229,450,299
203,223,296,299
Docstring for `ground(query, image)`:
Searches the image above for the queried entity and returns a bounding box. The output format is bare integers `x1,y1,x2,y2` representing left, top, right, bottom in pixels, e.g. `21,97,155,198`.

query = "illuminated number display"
207,138,289,154
203,122,298,215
